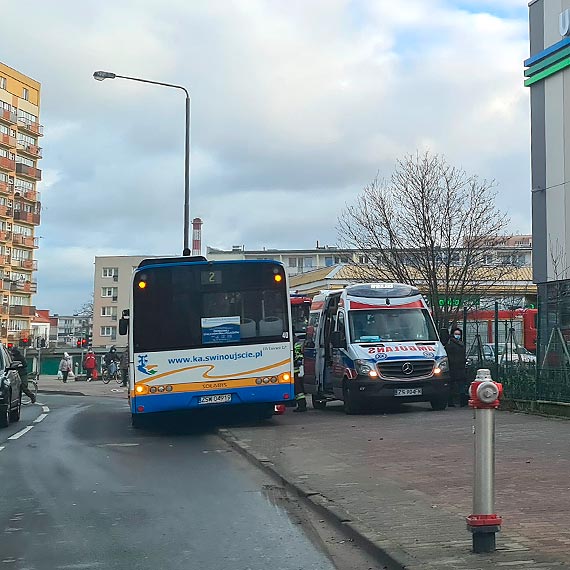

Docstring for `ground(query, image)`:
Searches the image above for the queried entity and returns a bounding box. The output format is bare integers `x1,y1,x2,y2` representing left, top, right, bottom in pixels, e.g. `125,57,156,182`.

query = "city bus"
120,257,295,427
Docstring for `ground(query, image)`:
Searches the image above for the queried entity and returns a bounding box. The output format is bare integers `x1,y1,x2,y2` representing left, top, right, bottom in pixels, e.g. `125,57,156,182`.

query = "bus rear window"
133,263,289,352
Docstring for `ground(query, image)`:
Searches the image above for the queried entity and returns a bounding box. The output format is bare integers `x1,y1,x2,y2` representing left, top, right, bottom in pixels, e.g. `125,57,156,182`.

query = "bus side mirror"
119,318,129,336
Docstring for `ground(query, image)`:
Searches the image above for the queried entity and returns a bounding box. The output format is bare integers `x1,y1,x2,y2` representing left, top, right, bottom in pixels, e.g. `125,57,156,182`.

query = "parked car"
0,344,23,428
468,343,536,365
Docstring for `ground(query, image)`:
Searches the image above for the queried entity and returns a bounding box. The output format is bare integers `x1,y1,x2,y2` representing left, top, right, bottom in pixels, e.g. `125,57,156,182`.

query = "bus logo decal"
137,354,158,376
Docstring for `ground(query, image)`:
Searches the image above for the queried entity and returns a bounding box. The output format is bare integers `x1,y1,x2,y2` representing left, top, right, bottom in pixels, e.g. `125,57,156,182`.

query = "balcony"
0,181,12,195
11,258,37,270
0,109,17,126
12,234,37,248
0,230,11,242
13,210,40,224
17,119,43,137
14,186,38,202
9,280,37,293
0,133,16,149
0,156,15,172
15,163,41,181
9,305,36,317
0,205,12,217
0,256,10,265
17,141,42,159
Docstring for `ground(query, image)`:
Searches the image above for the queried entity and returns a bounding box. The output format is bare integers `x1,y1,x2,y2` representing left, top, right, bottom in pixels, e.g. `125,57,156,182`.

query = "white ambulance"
303,283,450,413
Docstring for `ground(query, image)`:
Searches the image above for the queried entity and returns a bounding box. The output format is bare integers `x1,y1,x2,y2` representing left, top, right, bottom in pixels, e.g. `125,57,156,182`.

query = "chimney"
192,218,203,257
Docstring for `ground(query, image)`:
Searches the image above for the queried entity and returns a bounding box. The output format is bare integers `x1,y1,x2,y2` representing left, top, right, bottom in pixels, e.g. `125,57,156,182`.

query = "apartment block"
93,256,153,348
0,63,42,345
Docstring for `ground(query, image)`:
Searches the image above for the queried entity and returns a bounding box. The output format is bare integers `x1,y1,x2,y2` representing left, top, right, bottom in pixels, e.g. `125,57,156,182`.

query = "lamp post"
93,70,192,255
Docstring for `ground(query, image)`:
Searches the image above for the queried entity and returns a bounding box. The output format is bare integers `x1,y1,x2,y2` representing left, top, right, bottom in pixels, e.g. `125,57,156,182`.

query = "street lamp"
93,70,192,255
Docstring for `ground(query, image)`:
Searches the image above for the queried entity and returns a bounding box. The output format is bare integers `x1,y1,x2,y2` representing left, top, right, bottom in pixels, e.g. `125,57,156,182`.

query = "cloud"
0,0,530,312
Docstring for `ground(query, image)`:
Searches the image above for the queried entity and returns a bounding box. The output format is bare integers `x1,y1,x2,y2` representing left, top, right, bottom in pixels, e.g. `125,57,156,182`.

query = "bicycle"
101,363,121,385
22,372,38,406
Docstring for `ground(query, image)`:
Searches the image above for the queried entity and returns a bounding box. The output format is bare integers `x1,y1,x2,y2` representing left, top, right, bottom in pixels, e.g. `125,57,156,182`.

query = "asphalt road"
0,395,344,570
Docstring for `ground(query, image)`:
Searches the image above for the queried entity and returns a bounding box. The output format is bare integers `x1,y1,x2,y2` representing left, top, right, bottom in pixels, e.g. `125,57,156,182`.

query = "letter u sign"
560,9,570,37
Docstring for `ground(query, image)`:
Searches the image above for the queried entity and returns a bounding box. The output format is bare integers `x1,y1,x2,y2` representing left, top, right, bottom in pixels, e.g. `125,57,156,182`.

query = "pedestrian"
119,347,129,387
293,337,307,412
10,346,36,403
83,349,97,382
59,352,72,383
445,327,468,407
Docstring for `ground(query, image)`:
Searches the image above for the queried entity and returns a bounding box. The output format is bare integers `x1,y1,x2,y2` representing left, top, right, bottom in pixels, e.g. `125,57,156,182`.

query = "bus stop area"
219,404,570,570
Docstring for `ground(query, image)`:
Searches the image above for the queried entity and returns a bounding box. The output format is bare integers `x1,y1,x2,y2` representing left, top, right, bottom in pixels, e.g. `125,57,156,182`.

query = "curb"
217,427,416,570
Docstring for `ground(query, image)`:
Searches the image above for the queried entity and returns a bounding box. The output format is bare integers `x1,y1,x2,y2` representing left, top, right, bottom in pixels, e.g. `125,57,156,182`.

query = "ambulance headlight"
434,358,449,374
354,360,373,375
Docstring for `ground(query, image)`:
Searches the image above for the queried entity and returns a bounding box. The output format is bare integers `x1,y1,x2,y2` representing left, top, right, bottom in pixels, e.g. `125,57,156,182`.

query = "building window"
288,258,297,268
0,77,6,90
325,256,333,267
101,306,117,317
100,326,116,337
304,257,313,269
101,287,117,297
102,267,119,278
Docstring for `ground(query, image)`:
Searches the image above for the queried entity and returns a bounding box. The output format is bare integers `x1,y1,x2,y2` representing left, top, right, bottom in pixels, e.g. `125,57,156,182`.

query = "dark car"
0,344,22,428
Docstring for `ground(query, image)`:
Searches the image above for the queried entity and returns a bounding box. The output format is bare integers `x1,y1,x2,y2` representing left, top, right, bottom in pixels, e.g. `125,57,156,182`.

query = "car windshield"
348,308,438,342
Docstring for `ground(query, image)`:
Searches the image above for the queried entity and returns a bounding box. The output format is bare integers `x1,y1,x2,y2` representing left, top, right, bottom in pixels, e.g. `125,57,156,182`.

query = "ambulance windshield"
348,308,437,343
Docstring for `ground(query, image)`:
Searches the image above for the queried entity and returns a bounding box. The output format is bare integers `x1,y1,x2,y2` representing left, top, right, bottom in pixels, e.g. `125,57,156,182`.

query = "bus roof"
136,257,284,269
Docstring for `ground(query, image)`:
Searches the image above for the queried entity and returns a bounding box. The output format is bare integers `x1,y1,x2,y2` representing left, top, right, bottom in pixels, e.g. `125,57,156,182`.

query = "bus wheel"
430,397,448,411
343,384,361,415
131,414,144,429
257,404,274,420
311,394,327,410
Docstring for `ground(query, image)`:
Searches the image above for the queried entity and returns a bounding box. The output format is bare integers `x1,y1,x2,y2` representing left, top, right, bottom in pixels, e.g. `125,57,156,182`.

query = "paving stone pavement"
221,402,570,569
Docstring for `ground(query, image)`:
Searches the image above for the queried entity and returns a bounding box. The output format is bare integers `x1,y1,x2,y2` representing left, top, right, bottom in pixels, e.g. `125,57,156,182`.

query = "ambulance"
302,283,450,413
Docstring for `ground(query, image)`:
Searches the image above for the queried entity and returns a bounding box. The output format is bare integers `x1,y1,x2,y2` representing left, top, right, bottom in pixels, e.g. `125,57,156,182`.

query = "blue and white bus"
120,257,295,427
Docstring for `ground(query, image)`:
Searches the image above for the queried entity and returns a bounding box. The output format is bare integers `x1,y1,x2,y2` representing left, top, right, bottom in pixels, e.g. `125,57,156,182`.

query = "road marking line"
34,414,47,424
42,405,49,413
8,426,34,440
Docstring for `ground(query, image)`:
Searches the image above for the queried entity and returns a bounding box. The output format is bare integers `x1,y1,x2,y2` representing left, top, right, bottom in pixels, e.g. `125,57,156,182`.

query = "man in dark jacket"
445,327,467,407
10,346,36,404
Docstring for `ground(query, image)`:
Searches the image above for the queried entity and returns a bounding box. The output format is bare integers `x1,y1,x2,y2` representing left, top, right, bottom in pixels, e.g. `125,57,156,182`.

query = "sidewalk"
219,403,570,569
37,375,128,399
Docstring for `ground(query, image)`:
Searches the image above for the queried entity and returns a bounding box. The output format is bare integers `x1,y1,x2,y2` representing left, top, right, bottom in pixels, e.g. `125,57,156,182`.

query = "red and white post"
466,369,503,553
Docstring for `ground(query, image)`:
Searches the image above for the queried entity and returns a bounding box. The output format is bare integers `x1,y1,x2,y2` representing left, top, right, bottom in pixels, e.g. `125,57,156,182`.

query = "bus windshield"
133,262,289,352
348,308,437,343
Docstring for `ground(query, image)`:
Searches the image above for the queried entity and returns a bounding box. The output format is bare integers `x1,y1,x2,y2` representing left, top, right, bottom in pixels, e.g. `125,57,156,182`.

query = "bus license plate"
199,394,232,405
394,388,422,397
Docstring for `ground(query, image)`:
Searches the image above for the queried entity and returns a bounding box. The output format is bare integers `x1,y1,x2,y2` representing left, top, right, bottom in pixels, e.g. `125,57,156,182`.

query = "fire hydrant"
466,369,503,553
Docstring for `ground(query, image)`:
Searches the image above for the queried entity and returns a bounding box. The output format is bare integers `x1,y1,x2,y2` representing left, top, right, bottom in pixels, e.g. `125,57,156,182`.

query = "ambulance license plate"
199,394,232,405
394,388,422,397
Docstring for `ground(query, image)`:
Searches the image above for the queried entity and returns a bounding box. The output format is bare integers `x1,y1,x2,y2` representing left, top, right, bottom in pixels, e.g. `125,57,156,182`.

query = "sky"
0,0,531,314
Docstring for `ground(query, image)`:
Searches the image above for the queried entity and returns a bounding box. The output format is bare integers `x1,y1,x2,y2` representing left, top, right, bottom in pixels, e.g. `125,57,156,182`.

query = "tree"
76,294,94,318
337,152,512,329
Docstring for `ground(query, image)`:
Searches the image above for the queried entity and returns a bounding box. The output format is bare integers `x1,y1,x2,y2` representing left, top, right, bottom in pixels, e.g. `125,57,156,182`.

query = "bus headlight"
434,358,449,375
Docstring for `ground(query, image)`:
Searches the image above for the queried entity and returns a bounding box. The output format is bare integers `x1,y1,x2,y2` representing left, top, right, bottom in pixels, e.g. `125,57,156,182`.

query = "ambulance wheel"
343,384,361,415
430,397,448,411
311,394,327,410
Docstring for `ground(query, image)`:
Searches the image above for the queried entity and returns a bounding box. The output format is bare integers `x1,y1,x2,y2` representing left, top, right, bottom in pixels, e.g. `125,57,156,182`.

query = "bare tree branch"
337,151,513,329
